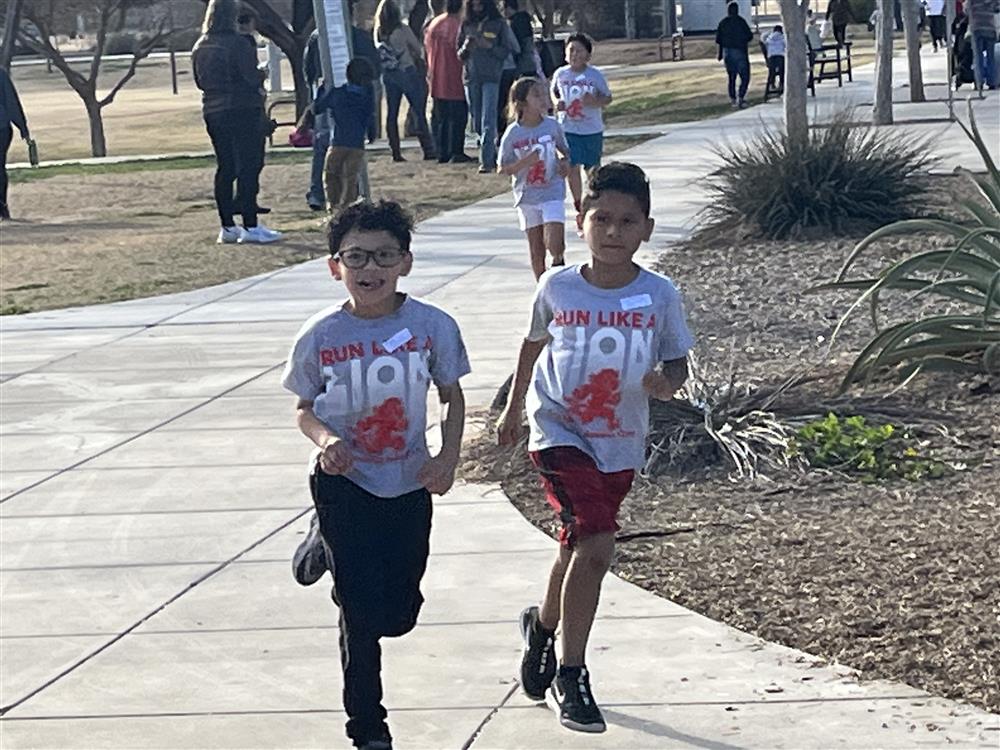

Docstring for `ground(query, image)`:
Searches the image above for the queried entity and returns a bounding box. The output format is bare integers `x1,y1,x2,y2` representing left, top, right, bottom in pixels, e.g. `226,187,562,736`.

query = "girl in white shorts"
498,77,571,280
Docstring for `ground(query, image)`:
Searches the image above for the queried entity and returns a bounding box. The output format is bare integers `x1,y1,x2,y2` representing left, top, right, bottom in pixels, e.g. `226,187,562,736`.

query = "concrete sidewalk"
1,49,998,749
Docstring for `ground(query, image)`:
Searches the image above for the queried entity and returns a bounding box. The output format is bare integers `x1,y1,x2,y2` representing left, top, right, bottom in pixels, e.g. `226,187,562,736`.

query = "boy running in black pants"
497,162,694,733
283,200,470,750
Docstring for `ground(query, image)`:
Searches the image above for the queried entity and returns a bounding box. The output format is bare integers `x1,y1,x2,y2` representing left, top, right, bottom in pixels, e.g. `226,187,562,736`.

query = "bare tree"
901,0,924,101
18,1,179,156
873,0,894,124
1,0,24,70
778,0,810,149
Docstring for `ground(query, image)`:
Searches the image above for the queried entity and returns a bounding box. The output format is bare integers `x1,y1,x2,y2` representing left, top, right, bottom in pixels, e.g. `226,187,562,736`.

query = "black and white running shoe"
547,666,606,733
518,605,556,701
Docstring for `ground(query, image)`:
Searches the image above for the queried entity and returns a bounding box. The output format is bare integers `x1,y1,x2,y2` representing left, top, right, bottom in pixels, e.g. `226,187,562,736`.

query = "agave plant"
815,103,1000,389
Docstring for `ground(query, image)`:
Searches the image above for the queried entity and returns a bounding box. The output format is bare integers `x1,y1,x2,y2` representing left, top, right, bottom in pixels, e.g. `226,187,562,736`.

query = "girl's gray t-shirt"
282,296,471,498
525,265,695,472
499,116,569,207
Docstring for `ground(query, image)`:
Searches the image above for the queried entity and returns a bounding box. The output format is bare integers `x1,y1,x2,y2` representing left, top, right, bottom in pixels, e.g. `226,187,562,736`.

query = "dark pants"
0,125,11,212
384,67,433,159
767,55,786,92
431,97,469,161
723,48,751,101
833,22,848,46
204,108,262,228
310,470,432,747
929,15,946,48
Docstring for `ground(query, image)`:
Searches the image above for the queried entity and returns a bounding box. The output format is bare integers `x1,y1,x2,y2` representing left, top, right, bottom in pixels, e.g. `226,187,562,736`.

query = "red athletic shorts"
528,446,635,547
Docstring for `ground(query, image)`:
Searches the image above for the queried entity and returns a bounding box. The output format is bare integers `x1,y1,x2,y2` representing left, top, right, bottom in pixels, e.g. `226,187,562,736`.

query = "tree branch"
17,11,90,94
98,20,170,108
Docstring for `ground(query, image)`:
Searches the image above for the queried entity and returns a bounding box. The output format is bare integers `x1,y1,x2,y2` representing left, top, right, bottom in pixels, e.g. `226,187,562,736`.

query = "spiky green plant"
814,104,1000,389
702,110,935,239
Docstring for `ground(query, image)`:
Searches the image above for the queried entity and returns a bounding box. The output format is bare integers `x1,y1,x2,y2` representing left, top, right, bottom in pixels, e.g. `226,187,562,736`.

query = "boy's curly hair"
581,162,651,217
327,199,414,256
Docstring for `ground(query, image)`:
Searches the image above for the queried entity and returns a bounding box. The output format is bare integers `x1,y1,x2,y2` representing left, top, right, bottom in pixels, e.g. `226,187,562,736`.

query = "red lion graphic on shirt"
526,157,547,185
353,397,408,454
565,98,586,120
566,368,621,431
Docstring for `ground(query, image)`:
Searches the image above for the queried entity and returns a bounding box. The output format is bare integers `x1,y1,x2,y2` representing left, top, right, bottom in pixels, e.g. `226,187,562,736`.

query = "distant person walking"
426,0,475,163
927,0,948,50
375,0,436,162
459,0,512,173
192,0,282,244
967,0,999,89
826,0,854,46
0,68,29,221
715,2,754,109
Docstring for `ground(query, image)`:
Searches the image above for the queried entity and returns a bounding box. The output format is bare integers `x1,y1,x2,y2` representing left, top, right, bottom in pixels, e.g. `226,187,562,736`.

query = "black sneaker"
292,512,327,586
547,666,606,733
518,606,556,701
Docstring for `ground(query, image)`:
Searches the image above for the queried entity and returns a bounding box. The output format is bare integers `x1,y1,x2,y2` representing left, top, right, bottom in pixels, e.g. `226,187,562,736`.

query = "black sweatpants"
0,125,12,211
431,97,469,162
203,108,262,228
310,470,432,747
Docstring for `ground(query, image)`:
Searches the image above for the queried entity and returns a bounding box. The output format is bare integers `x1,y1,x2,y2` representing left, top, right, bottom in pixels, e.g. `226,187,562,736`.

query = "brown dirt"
460,175,1000,713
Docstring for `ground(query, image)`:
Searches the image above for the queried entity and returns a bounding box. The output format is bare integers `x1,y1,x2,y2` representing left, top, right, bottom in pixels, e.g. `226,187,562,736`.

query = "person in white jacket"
927,0,947,51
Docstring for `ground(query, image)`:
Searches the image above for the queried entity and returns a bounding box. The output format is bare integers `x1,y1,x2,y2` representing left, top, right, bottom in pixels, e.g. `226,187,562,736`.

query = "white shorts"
517,199,566,231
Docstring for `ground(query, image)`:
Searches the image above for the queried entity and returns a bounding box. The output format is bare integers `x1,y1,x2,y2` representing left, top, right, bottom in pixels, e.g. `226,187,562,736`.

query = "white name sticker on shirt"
620,293,652,311
382,328,413,353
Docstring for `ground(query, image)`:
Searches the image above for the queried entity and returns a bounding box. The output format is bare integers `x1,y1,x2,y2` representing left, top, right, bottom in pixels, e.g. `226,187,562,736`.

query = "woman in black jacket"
0,68,30,221
192,0,281,244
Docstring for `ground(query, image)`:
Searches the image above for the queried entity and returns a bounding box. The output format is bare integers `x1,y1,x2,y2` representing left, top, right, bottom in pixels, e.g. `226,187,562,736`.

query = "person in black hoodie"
192,0,282,244
715,2,754,108
0,68,30,221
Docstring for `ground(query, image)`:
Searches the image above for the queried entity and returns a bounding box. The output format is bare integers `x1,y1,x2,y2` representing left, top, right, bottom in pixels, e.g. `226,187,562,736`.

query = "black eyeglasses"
335,247,407,269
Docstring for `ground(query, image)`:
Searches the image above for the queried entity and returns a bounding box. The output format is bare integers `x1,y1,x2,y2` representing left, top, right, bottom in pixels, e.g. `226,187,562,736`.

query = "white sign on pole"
313,0,353,87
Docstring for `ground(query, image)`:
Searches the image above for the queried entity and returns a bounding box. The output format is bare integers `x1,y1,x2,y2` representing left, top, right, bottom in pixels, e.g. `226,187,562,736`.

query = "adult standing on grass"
825,0,854,46
459,0,512,173
550,33,612,213
967,0,999,89
192,0,282,244
426,0,476,163
375,0,436,162
0,67,29,222
715,2,754,109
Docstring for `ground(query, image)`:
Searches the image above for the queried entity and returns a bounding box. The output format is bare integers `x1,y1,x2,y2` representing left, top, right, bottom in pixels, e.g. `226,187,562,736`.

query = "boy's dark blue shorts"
529,446,634,548
566,132,604,168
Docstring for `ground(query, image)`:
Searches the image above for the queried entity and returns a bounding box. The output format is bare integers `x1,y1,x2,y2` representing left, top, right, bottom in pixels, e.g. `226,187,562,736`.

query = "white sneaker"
217,225,245,244
239,224,283,244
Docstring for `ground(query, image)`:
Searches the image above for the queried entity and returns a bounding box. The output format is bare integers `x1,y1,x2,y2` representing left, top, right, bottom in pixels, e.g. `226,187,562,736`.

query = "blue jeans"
383,67,431,158
971,30,997,88
723,48,751,101
466,80,499,170
308,110,331,206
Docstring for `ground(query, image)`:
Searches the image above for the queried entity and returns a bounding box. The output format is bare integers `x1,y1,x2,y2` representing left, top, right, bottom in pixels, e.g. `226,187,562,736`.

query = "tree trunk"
85,97,108,157
901,0,925,101
873,0,894,124
779,0,809,150
542,0,555,38
625,0,637,39
1,0,23,71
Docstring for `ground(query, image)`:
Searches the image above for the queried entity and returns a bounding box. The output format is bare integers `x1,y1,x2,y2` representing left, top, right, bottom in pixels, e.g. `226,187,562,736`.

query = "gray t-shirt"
499,116,569,207
550,64,611,136
282,296,471,498
525,265,695,472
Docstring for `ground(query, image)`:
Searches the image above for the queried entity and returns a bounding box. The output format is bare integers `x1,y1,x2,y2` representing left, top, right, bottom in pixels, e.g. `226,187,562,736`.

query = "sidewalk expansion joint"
461,681,520,750
0,506,311,717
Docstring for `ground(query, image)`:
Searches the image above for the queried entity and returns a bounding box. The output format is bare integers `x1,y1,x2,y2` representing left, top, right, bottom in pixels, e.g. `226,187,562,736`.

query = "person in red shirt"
425,0,475,163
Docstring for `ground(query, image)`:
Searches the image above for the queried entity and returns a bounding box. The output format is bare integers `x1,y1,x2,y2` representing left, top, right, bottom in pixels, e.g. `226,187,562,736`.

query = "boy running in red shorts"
497,162,694,733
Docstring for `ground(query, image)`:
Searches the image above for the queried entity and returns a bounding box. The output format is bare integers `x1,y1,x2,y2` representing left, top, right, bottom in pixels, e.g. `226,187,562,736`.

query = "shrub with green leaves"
815,104,1000,388
703,111,934,239
789,413,946,481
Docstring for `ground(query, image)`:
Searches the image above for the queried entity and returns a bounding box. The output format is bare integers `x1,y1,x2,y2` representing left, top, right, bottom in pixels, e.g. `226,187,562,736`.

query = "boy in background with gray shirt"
283,200,470,750
497,162,694,734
